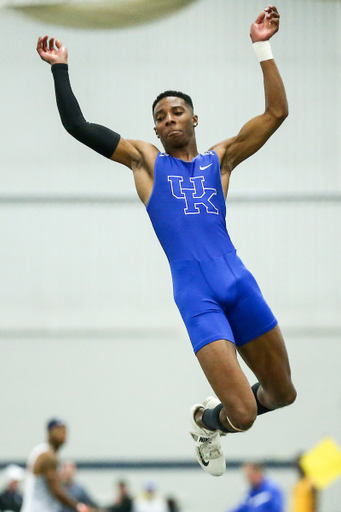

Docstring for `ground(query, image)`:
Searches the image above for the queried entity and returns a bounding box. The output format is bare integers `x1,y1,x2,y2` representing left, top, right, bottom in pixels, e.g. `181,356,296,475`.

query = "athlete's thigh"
237,325,293,394
225,253,278,346
196,339,256,419
171,258,236,354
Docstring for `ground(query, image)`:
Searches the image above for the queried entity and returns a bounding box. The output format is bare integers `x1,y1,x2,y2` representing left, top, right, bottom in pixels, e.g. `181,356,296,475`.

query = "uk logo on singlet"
168,175,219,215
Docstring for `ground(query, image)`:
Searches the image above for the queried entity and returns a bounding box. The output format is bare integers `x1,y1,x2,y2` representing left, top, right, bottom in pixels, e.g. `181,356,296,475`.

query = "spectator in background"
290,456,318,512
0,464,24,512
21,419,94,512
166,497,180,512
227,462,284,512
58,461,97,512
107,480,133,512
134,480,167,512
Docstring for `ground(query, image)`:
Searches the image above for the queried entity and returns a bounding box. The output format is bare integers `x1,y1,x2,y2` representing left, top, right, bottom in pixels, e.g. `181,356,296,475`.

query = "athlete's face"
49,425,67,448
153,97,198,150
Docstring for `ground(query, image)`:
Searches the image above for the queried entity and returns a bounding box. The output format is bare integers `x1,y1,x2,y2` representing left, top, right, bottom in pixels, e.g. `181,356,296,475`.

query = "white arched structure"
3,0,199,29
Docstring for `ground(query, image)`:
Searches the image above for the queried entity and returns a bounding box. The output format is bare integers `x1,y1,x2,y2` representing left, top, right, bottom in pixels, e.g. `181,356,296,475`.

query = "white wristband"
253,41,273,62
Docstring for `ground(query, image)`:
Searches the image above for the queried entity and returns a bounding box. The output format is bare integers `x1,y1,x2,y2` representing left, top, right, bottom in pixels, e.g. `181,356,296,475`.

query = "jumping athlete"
36,5,297,477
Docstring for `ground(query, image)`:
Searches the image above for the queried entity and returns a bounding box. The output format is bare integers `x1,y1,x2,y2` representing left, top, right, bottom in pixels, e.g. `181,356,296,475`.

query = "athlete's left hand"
250,5,280,43
37,35,68,65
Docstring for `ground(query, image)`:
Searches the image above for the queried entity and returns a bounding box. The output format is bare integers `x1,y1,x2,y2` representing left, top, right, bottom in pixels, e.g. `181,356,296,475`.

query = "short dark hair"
152,90,194,114
47,418,66,431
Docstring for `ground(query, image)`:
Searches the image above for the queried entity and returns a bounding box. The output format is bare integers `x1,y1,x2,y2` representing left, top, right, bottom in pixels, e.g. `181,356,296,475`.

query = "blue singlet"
147,151,277,354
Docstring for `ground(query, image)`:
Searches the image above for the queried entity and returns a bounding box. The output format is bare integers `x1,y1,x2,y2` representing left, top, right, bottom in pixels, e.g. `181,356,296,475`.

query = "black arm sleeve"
51,63,120,158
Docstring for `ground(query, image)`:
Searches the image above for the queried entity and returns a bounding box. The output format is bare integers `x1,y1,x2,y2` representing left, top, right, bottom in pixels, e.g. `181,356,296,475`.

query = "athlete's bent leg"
237,325,297,412
195,339,257,433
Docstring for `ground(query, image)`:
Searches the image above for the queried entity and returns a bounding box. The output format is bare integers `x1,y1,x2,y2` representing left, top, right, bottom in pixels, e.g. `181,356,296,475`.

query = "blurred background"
0,0,340,511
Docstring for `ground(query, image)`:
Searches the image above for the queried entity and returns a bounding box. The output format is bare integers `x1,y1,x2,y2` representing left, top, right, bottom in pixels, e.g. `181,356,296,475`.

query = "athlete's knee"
225,402,257,432
270,384,297,409
281,386,297,407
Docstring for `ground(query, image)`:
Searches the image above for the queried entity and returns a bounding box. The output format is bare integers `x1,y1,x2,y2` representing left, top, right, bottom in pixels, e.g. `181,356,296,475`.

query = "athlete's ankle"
202,404,230,433
194,407,215,431
251,383,273,415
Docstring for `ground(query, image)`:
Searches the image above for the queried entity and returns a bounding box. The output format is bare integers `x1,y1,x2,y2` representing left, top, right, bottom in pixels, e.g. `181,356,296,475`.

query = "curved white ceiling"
4,0,199,29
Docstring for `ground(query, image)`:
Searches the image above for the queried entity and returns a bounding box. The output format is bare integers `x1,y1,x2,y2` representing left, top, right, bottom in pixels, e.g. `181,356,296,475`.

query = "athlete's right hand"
76,504,89,512
250,5,280,43
37,36,68,65
76,504,96,512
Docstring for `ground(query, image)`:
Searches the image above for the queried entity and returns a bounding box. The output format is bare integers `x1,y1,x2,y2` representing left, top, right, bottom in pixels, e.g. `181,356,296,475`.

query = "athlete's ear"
193,114,198,127
154,126,160,139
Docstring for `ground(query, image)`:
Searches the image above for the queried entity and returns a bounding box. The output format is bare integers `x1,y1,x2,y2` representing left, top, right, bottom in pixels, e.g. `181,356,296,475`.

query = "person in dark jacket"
0,464,24,512
107,481,133,512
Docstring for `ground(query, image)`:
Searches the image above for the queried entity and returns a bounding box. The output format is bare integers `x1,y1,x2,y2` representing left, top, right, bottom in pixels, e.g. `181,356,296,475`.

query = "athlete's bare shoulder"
34,449,57,475
208,138,237,198
111,137,159,174
128,140,160,168
210,137,236,175
113,139,159,205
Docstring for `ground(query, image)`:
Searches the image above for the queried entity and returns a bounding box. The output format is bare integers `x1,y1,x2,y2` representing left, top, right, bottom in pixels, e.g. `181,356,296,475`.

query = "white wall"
0,0,341,511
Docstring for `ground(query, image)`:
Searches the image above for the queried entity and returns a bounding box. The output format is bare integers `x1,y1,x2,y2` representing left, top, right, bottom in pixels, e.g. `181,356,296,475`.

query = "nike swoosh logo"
199,164,213,171
199,450,210,467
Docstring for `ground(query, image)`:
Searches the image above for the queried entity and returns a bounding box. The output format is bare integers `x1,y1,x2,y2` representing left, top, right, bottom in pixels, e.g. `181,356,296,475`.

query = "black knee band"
202,404,229,433
252,383,272,415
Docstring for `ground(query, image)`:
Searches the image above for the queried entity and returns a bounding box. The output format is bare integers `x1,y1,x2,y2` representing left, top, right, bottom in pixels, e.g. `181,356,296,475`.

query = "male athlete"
37,5,296,477
21,419,93,512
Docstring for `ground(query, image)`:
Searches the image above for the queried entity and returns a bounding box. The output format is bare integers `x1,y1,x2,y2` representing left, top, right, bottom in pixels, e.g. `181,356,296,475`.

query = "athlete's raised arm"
36,36,154,172
212,6,288,176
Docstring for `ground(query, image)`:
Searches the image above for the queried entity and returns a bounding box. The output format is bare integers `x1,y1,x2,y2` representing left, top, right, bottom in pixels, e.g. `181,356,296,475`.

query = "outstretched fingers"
265,5,280,24
42,35,49,53
266,5,279,14
255,11,266,25
37,36,47,59
49,37,55,51
256,5,280,24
